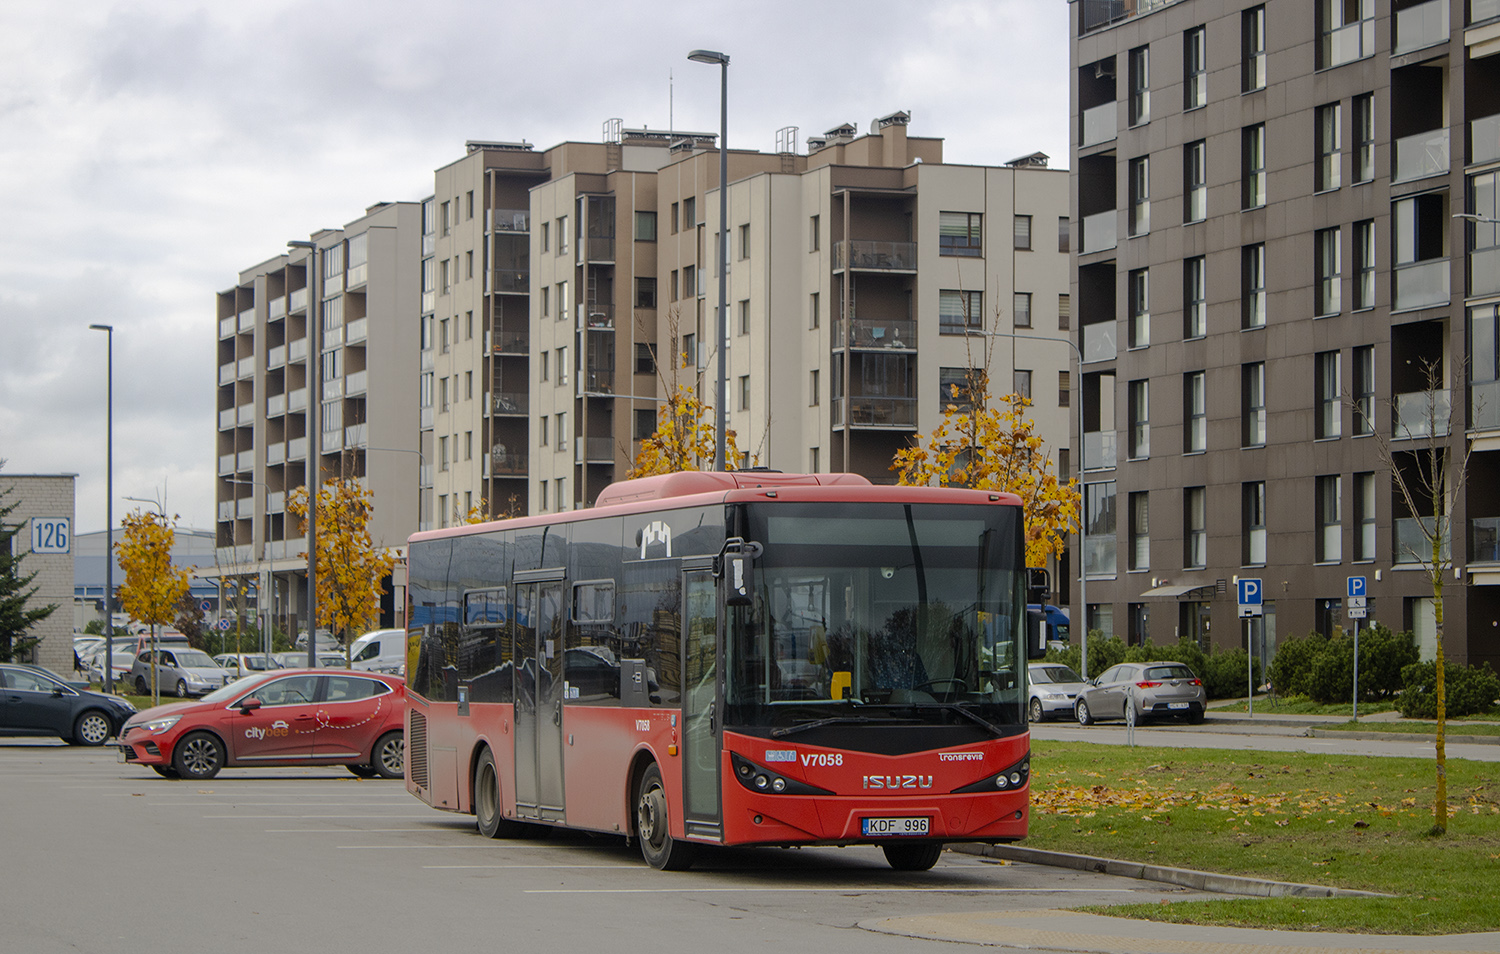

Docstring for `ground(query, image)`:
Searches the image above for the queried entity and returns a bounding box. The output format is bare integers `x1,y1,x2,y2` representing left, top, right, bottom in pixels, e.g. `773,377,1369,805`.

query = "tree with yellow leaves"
288,478,397,663
115,509,193,703
628,384,744,478
892,367,1080,569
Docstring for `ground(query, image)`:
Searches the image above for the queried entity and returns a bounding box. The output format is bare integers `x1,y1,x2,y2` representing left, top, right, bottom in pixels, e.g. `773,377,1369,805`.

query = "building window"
557,281,570,321
809,447,820,472
809,214,820,251
1128,379,1150,459
1129,156,1150,237
635,211,657,241
1354,472,1376,561
682,333,696,369
539,415,548,447
1184,27,1207,110
738,374,750,411
1058,216,1071,253
634,408,656,440
939,289,983,334
1353,93,1375,183
810,369,820,406
1184,370,1206,453
739,223,750,260
669,202,679,234
1317,350,1342,439
1316,475,1342,563
555,412,567,451
1184,256,1206,339
1128,268,1150,347
940,212,983,256
738,299,750,336
465,371,473,400
1012,214,1030,252
1084,480,1117,577
465,311,474,340
1353,344,1375,435
1319,0,1375,69
1184,486,1207,568
438,495,447,527
1243,5,1266,92
439,259,450,295
1058,293,1071,331
634,342,655,375
539,350,549,382
1013,292,1032,328
1316,227,1342,317
557,216,568,255
682,265,696,298
635,277,657,309
1013,369,1032,401
538,481,547,511
440,201,450,236
1243,243,1266,329
809,292,820,329
439,318,450,353
557,346,568,386
540,285,550,318
1243,481,1267,566
464,431,473,461
1243,124,1266,209
1353,219,1376,310
438,436,449,472
682,197,696,228
1393,192,1448,311
1243,362,1266,447
1128,45,1150,125
540,221,549,251
1129,491,1150,571
1059,370,1071,408
555,479,566,511
1316,102,1342,192
1184,140,1207,223
940,367,981,411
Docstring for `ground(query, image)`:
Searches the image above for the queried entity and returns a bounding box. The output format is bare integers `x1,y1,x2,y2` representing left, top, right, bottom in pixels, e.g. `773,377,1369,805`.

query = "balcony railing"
1080,103,1116,148
288,387,307,412
487,268,528,294
832,396,917,428
345,317,368,343
1081,210,1117,254
489,446,527,476
1083,534,1117,577
346,263,367,288
1393,388,1452,439
1472,379,1500,430
236,497,254,519
346,370,367,395
345,423,367,447
238,357,255,379
220,316,236,338
833,240,917,271
419,465,433,488
584,306,615,330
487,330,529,355
1323,18,1375,67
266,393,286,418
1394,0,1448,55
236,403,254,426
843,318,917,350
218,454,234,475
586,236,616,262
420,406,433,429
1474,114,1500,166
321,429,343,453
1078,0,1181,35
238,308,255,332
217,500,234,522
583,369,615,394
1392,129,1449,184
267,442,284,465
268,296,286,320
267,345,286,370
1393,259,1450,311
288,338,308,363
1394,516,1451,564
289,287,308,313
1470,247,1500,298
218,408,235,430
236,450,254,471
1083,430,1117,471
487,208,530,232
219,363,236,386
1476,0,1500,24
576,437,615,463
489,392,527,416
1082,322,1117,363
267,491,285,514
287,436,307,460
1470,516,1500,563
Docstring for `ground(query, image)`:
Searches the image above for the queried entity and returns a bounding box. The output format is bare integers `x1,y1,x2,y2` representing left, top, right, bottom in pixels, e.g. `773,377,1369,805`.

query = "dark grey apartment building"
1069,0,1499,669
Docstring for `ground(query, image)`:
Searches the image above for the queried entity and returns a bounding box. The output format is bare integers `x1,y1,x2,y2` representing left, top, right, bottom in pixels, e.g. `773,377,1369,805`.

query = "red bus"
403,470,1043,870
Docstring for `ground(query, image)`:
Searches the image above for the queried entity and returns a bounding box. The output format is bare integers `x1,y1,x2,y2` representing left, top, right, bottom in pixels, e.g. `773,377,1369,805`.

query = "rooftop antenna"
669,68,674,134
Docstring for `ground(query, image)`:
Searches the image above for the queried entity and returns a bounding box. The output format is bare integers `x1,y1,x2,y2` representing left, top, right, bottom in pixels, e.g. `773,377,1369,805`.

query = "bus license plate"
862,816,929,837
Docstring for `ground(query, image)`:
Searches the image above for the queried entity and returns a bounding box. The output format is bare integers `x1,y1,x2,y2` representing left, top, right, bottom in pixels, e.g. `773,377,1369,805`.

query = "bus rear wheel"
636,763,695,870
882,842,944,871
475,748,530,839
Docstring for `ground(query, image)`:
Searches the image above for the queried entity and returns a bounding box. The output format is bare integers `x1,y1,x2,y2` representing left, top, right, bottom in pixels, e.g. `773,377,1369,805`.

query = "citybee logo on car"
244,720,291,741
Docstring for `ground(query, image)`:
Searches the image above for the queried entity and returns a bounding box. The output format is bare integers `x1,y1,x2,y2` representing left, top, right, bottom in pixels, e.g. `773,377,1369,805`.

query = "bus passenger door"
513,579,566,822
681,565,721,837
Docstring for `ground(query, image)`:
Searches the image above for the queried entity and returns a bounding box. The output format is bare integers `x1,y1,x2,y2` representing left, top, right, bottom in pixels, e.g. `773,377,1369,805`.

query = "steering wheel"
914,678,967,695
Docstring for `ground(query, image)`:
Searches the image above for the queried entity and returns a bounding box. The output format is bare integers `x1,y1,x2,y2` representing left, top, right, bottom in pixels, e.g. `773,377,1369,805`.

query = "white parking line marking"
423,864,641,870
522,887,1140,895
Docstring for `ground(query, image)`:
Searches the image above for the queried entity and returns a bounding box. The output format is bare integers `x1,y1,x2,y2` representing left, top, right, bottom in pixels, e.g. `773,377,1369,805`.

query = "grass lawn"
1027,741,1500,935
1210,696,1400,716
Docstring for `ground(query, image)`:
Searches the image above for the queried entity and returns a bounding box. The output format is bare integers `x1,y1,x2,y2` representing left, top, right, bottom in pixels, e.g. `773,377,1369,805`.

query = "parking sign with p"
1238,578,1263,618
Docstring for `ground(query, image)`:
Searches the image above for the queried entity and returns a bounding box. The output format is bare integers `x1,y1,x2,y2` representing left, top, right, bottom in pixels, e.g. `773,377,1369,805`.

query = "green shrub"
1043,632,1128,679
1398,661,1500,719
1271,625,1418,704
1268,630,1327,697
1307,637,1354,703
1355,624,1419,700
1044,636,1257,700
1197,647,1261,700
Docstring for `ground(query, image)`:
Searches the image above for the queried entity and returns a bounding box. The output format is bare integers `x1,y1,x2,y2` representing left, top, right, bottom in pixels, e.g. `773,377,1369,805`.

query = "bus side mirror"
1027,612,1047,660
725,554,753,606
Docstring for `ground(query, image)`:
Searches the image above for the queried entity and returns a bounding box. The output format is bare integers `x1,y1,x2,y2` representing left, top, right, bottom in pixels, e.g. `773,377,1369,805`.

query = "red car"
117,669,405,781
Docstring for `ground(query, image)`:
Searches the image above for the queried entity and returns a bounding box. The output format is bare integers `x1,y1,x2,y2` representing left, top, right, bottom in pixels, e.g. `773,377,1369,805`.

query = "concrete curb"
1305,728,1500,745
951,843,1393,899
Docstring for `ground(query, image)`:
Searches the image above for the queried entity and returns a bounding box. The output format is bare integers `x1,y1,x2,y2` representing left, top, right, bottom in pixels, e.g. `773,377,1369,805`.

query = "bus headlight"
952,753,1031,794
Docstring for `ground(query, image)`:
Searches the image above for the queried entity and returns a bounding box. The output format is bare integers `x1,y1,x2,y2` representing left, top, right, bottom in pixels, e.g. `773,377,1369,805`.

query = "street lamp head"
287,239,316,250
89,323,112,332
687,49,729,65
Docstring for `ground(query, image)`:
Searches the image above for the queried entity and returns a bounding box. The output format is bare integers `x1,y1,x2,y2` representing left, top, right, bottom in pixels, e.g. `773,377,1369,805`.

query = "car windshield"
1032,665,1083,684
175,650,218,668
1145,665,1196,681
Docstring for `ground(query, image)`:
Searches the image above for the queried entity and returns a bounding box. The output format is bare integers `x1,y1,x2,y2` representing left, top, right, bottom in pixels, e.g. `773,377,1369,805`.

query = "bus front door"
514,579,566,822
681,566,722,838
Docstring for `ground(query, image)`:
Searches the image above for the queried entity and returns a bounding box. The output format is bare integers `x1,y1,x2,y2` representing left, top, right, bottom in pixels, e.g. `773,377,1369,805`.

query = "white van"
349,629,406,675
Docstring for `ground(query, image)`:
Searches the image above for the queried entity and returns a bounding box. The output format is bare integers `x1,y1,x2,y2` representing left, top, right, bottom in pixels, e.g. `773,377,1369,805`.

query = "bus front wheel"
882,842,944,871
475,748,529,839
636,763,696,870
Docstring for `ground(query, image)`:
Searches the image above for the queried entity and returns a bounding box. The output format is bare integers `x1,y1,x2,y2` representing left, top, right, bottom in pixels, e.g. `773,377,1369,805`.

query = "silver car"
129,648,228,697
1027,663,1089,722
1075,661,1206,725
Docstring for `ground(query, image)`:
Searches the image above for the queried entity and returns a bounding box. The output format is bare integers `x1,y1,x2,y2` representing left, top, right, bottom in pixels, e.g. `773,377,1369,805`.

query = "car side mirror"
239,697,262,712
52,686,66,697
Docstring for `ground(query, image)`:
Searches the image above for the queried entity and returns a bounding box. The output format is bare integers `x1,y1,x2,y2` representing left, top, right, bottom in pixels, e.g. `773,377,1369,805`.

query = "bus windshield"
724,501,1026,732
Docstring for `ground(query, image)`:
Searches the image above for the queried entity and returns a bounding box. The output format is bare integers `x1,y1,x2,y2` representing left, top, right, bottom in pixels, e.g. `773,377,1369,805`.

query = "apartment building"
214,201,422,635
1069,0,1499,668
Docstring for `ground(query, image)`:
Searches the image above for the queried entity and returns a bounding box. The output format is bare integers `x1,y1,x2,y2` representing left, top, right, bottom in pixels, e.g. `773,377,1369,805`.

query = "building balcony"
487,208,530,233
217,500,234,522
289,287,308,313
237,357,255,379
1077,0,1181,34
832,240,917,272
841,318,916,350
831,396,917,428
236,449,254,471
487,268,528,295
1081,322,1116,363
1471,516,1500,563
419,465,432,488
1394,0,1449,55
238,308,254,333
1080,103,1116,148
575,436,614,464
267,345,286,370
219,316,236,338
422,290,435,313
218,454,234,475
1080,210,1117,255
266,491,285,515
584,307,615,330
345,317,368,344
1472,114,1500,165
288,387,308,413
1472,379,1500,430
321,429,343,453
1083,430,1117,471
267,442,284,465
1393,388,1452,439
218,408,236,430
219,363,236,386
288,338,309,363
586,236,616,263
268,296,286,321
1470,247,1500,298
287,436,307,460
489,446,527,477
1392,129,1449,185
324,324,344,348
1394,516,1451,564
266,393,286,418
346,369,367,396
420,406,433,429
1393,259,1450,310
1323,17,1375,67
583,369,615,395
324,377,343,400
487,331,529,355
345,423,367,447
347,263,367,289
236,403,254,426
236,497,254,519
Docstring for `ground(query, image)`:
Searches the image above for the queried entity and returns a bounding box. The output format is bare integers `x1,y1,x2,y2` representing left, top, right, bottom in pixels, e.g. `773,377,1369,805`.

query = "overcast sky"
0,0,1069,535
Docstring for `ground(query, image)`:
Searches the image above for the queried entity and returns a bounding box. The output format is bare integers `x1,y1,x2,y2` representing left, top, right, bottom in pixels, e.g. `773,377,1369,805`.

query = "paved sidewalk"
1202,707,1500,745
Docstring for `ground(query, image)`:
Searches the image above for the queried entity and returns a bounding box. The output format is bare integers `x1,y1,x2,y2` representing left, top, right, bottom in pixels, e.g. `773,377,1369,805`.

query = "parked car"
349,628,406,674
80,644,135,687
1027,662,1089,722
0,663,137,745
129,648,229,697
272,651,348,669
213,653,281,680
117,670,406,780
1075,661,1206,725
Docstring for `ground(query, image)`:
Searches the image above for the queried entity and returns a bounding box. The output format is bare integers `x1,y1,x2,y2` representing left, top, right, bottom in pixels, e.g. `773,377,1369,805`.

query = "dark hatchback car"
0,664,137,745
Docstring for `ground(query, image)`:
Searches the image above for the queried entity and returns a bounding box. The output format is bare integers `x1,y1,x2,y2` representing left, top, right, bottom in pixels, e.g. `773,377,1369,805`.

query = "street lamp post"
688,48,730,471
966,329,1092,679
88,324,114,692
288,239,321,668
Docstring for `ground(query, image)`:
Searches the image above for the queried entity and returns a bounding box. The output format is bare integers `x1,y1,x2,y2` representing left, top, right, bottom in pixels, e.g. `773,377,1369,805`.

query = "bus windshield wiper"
898,702,1007,737
771,714,904,737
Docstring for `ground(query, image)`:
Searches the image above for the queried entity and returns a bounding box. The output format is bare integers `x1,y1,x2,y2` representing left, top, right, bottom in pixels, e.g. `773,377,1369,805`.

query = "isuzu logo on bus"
862,774,934,790
639,520,672,557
